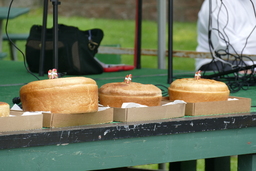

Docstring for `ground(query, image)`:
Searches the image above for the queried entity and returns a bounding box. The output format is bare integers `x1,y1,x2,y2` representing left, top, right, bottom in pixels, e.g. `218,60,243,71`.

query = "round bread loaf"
0,102,10,117
99,82,162,107
168,78,230,103
20,77,98,114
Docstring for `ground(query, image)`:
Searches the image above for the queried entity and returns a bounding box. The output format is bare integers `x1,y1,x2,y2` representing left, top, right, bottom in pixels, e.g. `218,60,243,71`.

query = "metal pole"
167,0,173,84
157,0,167,69
39,0,48,76
51,0,60,70
134,0,142,69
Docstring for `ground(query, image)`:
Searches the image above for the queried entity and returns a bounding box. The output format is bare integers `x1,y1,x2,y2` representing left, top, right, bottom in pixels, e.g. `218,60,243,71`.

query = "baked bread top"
20,77,96,93
169,78,229,93
99,82,162,97
19,77,98,114
168,78,230,103
0,102,9,107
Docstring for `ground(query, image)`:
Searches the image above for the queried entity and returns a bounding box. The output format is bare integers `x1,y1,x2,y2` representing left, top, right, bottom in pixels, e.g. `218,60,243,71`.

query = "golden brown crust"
20,77,98,114
168,78,230,103
99,82,162,107
0,102,10,117
20,77,96,93
99,82,162,96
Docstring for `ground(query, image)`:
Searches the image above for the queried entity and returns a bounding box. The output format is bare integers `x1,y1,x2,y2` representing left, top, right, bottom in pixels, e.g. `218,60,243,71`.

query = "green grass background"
2,8,238,171
2,8,197,71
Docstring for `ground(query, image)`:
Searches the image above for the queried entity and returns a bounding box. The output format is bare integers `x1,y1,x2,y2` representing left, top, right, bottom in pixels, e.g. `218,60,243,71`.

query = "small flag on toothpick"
48,69,58,79
124,74,132,84
194,70,201,80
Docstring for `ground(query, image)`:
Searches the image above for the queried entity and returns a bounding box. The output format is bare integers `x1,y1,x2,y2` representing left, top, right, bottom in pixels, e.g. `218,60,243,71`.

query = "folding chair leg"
9,41,17,61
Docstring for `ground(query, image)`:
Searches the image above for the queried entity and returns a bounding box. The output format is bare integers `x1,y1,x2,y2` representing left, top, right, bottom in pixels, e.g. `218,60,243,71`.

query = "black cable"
5,0,40,80
154,84,169,97
205,0,256,92
250,0,256,18
209,0,255,59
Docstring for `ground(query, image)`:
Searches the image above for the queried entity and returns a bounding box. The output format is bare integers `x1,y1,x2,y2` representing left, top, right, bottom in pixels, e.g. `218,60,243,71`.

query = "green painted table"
1,61,256,170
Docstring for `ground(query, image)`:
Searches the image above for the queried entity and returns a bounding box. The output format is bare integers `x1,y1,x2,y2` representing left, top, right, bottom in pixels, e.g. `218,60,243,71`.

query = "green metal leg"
0,52,7,59
169,160,197,171
158,163,167,170
9,41,17,61
238,154,256,171
205,157,230,171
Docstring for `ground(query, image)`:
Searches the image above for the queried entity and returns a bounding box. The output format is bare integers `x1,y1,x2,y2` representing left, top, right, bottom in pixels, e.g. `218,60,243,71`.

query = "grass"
2,8,197,71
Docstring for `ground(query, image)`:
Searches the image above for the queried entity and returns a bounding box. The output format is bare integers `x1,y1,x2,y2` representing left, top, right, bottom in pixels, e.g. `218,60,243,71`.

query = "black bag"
25,24,104,75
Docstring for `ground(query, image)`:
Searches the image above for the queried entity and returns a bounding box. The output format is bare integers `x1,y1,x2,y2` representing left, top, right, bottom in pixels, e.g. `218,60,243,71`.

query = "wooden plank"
1,113,255,150
3,33,29,40
0,7,30,20
98,47,256,60
0,127,256,170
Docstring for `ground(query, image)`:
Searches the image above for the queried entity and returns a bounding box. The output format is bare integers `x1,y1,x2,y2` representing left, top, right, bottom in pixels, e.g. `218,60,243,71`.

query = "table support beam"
169,160,197,171
205,157,230,171
238,154,256,171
